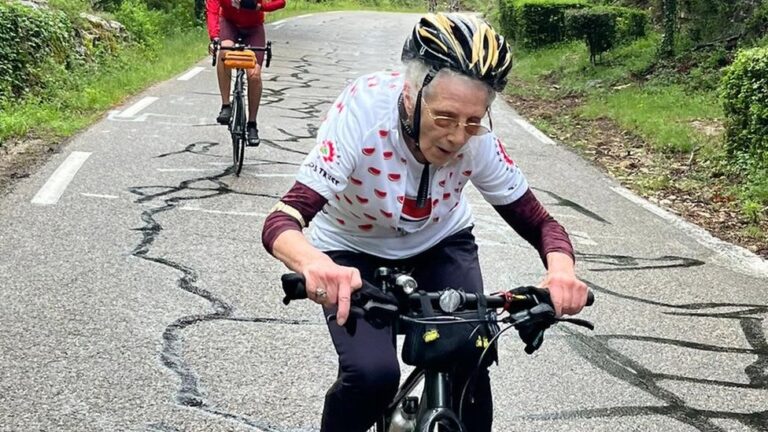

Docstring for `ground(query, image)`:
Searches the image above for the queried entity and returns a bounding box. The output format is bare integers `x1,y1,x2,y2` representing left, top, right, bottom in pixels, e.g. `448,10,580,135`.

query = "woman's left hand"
541,270,588,317
540,252,588,317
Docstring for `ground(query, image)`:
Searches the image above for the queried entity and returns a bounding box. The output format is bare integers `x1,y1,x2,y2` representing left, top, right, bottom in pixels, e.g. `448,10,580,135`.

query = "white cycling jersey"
296,71,529,259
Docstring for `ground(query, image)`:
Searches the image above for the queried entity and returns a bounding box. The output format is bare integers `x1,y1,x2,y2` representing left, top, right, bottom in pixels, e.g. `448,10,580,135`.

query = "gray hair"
402,60,496,106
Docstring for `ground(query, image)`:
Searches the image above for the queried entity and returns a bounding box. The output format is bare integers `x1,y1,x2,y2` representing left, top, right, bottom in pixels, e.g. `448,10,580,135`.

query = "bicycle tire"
231,92,246,176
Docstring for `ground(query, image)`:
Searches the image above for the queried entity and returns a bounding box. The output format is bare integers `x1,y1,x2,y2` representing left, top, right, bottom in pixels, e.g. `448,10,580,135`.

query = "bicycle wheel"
230,93,246,176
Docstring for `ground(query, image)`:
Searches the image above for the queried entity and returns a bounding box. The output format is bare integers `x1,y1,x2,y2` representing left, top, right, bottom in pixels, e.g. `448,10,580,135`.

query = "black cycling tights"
320,227,493,432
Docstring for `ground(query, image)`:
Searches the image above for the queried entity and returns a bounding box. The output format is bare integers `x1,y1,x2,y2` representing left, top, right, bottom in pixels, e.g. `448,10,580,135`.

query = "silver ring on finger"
316,288,328,300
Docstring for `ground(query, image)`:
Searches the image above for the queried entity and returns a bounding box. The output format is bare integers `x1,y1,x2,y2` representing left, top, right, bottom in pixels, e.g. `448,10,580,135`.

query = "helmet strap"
398,93,418,142
413,70,438,209
398,69,437,148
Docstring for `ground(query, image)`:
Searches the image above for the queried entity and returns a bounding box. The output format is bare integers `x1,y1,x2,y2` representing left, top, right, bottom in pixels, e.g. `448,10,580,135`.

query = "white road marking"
513,118,556,146
611,185,768,278
80,193,118,199
270,14,313,28
177,67,205,81
115,97,158,118
31,152,92,205
179,206,269,218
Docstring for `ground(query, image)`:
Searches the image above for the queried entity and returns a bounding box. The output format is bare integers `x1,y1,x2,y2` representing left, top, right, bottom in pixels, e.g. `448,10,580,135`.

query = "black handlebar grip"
586,290,595,307
281,273,307,305
266,47,272,68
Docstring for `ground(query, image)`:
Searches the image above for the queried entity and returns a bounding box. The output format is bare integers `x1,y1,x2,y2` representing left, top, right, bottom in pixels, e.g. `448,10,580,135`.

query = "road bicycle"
281,268,594,431
211,38,273,176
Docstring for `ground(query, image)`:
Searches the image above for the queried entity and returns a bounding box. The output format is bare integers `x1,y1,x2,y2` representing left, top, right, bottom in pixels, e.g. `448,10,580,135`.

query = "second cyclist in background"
207,0,286,146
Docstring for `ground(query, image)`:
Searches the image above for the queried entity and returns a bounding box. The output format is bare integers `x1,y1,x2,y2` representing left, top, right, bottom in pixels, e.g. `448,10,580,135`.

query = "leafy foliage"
566,8,616,63
721,46,768,168
497,0,589,47
0,2,77,102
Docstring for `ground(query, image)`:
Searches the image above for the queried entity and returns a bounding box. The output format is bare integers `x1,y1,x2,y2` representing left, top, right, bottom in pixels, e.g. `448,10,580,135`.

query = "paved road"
1,11,766,432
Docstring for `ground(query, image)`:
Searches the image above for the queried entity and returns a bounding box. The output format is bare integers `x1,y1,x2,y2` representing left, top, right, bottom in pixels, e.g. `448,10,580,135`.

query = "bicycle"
280,267,595,431
211,38,273,176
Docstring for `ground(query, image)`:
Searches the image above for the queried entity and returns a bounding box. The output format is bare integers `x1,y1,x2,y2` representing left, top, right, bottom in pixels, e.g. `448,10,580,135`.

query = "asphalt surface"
0,11,766,432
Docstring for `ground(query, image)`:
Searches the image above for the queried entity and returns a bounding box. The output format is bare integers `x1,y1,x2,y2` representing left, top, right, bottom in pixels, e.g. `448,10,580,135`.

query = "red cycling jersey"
206,0,286,39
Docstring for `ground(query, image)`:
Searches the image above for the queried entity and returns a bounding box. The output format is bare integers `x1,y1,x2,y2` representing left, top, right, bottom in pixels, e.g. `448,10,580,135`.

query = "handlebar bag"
401,290,499,371
224,51,257,69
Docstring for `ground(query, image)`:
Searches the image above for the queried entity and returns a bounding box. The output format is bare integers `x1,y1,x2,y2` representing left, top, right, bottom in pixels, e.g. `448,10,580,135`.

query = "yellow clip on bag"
224,50,257,69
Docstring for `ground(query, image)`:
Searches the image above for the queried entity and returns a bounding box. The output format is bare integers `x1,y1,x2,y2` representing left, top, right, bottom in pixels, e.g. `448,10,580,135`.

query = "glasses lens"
465,123,490,136
433,117,459,129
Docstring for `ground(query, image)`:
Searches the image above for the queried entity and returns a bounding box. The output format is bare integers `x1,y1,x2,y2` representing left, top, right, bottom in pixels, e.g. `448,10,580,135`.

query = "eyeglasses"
422,99,493,136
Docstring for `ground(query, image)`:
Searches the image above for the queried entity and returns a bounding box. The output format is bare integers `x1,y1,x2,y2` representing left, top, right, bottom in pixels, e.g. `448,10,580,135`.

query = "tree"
659,0,676,58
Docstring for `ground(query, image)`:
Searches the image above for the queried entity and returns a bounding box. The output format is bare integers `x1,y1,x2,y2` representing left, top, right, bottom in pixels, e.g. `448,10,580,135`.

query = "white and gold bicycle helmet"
401,13,513,92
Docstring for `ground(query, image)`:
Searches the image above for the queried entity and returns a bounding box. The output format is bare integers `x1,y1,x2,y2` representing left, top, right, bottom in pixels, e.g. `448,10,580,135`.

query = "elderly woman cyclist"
262,13,589,432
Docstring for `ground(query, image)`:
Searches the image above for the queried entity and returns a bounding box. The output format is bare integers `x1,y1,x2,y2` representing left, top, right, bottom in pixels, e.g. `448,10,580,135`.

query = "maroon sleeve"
493,188,574,267
262,181,328,255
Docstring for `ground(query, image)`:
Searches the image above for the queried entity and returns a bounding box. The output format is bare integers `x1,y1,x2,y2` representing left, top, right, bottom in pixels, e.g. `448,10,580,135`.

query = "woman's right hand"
302,261,362,326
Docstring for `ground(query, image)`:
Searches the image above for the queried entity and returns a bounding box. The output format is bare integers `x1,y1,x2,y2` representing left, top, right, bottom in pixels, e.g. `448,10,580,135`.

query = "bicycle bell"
439,289,463,313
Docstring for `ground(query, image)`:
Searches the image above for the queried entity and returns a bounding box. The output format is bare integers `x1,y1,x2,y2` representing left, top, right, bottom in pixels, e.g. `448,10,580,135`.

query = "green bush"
497,0,517,41
156,0,197,34
515,0,588,47
610,6,647,42
114,0,163,48
564,6,647,64
721,46,768,169
0,2,77,101
566,8,616,64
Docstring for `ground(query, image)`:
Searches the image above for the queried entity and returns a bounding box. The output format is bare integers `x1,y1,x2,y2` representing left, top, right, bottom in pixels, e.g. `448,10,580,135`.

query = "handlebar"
280,270,594,320
211,40,273,68
281,268,594,354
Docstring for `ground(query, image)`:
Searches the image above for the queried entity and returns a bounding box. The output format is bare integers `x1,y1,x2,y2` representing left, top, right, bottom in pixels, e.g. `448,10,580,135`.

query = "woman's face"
406,74,491,166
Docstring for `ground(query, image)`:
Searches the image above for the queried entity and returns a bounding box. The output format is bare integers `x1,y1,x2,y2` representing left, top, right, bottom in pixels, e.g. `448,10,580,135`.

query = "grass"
509,36,660,97
507,32,725,154
579,84,722,153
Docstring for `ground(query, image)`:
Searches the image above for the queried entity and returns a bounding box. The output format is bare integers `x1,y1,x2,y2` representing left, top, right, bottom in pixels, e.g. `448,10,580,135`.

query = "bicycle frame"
379,329,467,431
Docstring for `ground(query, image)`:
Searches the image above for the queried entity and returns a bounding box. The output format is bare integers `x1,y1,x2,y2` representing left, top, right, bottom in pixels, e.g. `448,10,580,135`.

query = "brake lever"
555,317,594,330
325,306,366,323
